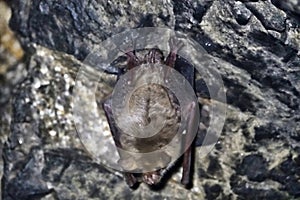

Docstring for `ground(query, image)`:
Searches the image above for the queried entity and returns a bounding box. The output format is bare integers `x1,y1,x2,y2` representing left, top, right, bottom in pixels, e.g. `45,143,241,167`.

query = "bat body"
102,40,197,188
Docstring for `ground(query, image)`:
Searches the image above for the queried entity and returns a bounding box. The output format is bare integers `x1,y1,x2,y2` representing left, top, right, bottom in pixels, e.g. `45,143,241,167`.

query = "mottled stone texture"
1,0,300,199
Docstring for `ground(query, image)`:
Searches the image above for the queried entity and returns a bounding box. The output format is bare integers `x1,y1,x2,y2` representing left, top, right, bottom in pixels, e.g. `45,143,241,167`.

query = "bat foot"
124,173,139,188
142,171,162,185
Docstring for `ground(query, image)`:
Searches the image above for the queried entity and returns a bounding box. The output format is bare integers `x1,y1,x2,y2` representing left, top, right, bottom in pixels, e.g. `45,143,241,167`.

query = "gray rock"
244,1,287,32
0,1,26,198
272,0,300,16
232,1,252,26
2,0,300,199
237,154,268,182
8,0,175,60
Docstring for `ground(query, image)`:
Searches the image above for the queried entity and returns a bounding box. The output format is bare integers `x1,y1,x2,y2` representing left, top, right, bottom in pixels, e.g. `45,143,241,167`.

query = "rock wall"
1,0,300,199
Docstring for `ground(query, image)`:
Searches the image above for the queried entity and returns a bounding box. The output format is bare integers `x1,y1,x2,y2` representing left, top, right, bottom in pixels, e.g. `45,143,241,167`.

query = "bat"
102,38,198,188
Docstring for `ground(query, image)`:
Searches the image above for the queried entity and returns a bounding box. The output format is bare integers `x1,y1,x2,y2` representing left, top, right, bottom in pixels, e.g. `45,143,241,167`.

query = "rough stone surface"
0,1,25,198
237,154,269,182
1,0,300,199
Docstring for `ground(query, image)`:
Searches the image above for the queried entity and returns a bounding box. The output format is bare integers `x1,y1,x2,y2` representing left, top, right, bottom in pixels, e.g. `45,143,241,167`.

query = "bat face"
102,41,198,188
